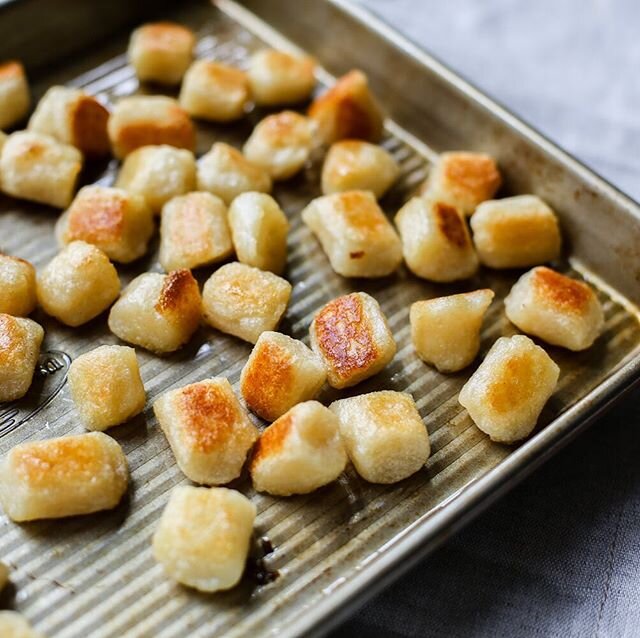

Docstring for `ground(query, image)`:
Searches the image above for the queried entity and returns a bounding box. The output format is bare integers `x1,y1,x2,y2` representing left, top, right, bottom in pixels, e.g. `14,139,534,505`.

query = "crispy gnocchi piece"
159,192,233,271
154,378,258,485
0,131,82,208
108,270,201,354
68,345,146,431
228,192,289,274
251,401,347,496
152,486,256,592
28,86,110,157
243,111,317,180
202,262,291,344
308,70,384,144
421,151,502,216
0,61,30,130
321,139,399,198
395,196,478,282
240,331,327,421
0,254,36,316
116,144,196,214
410,289,494,373
302,190,402,278
0,432,128,522
505,266,604,351
197,142,272,205
330,391,430,484
0,314,43,403
179,60,250,122
471,195,562,269
128,21,195,85
55,185,154,263
459,335,559,443
309,291,396,389
108,95,195,159
0,611,43,638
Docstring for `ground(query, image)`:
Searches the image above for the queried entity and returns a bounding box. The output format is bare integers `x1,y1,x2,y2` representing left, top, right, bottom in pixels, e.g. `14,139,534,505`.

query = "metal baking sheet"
1,1,640,637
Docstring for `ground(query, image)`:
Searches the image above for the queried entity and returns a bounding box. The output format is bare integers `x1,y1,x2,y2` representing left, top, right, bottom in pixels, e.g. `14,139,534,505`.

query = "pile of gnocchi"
0,19,605,632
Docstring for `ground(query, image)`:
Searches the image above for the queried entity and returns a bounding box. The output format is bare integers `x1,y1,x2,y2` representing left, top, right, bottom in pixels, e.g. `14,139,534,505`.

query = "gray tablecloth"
332,2,640,636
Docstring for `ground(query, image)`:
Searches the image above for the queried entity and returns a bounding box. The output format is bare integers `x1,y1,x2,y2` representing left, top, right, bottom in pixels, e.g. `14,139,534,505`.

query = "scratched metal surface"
1,2,639,637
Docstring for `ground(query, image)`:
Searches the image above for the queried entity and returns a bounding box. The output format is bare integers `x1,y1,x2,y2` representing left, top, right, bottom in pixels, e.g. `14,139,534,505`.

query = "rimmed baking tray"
1,1,639,636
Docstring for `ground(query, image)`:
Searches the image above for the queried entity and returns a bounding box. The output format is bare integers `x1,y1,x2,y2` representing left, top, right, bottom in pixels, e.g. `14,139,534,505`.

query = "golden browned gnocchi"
0,432,128,522
0,131,82,209
108,95,195,159
302,190,402,278
250,401,347,496
197,142,272,205
410,289,494,373
459,335,559,443
321,139,399,198
243,111,317,180
202,262,291,344
0,314,43,403
116,144,196,214
37,241,120,327
0,61,30,130
179,60,250,122
159,192,233,271
152,486,256,592
108,270,202,354
395,196,478,282
308,70,384,144
240,331,327,421
505,266,604,351
310,292,396,389
228,192,289,274
0,253,36,316
330,391,430,484
56,185,154,263
28,86,110,157
128,21,195,85
68,345,146,431
0,611,43,638
153,378,258,485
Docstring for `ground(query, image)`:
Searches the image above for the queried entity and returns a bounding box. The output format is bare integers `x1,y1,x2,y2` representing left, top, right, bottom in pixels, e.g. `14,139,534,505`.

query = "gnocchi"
0,611,43,638
0,61,30,130
0,253,36,316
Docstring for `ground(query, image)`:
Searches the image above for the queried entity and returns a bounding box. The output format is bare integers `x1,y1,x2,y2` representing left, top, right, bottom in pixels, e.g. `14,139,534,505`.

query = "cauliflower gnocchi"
308,70,384,144
0,611,43,638
471,195,562,269
128,21,195,85
0,254,36,316
459,335,560,443
202,262,291,344
243,111,317,180
310,292,396,389
37,241,120,327
395,196,478,282
228,192,289,274
505,266,604,351
321,139,399,198
56,185,154,263
0,314,43,403
179,60,249,122
108,96,195,159
159,192,233,271
240,331,327,421
410,289,494,373
330,391,430,484
302,190,402,278
116,144,196,214
152,486,256,593
28,86,110,157
250,401,347,496
197,142,272,205
108,270,202,354
68,345,146,431
0,432,128,522
0,61,30,130
0,131,82,208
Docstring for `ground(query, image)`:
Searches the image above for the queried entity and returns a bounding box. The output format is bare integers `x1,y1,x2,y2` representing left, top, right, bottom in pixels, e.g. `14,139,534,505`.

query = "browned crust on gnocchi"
435,202,469,248
155,269,200,316
533,267,592,314
486,351,537,414
443,152,502,199
67,191,126,243
136,22,195,50
71,95,110,157
250,412,293,466
117,110,195,156
0,60,24,79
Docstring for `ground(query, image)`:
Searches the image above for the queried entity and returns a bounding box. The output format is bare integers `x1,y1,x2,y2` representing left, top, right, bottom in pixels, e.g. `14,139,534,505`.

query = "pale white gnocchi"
0,611,43,638
0,253,36,316
0,61,30,130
